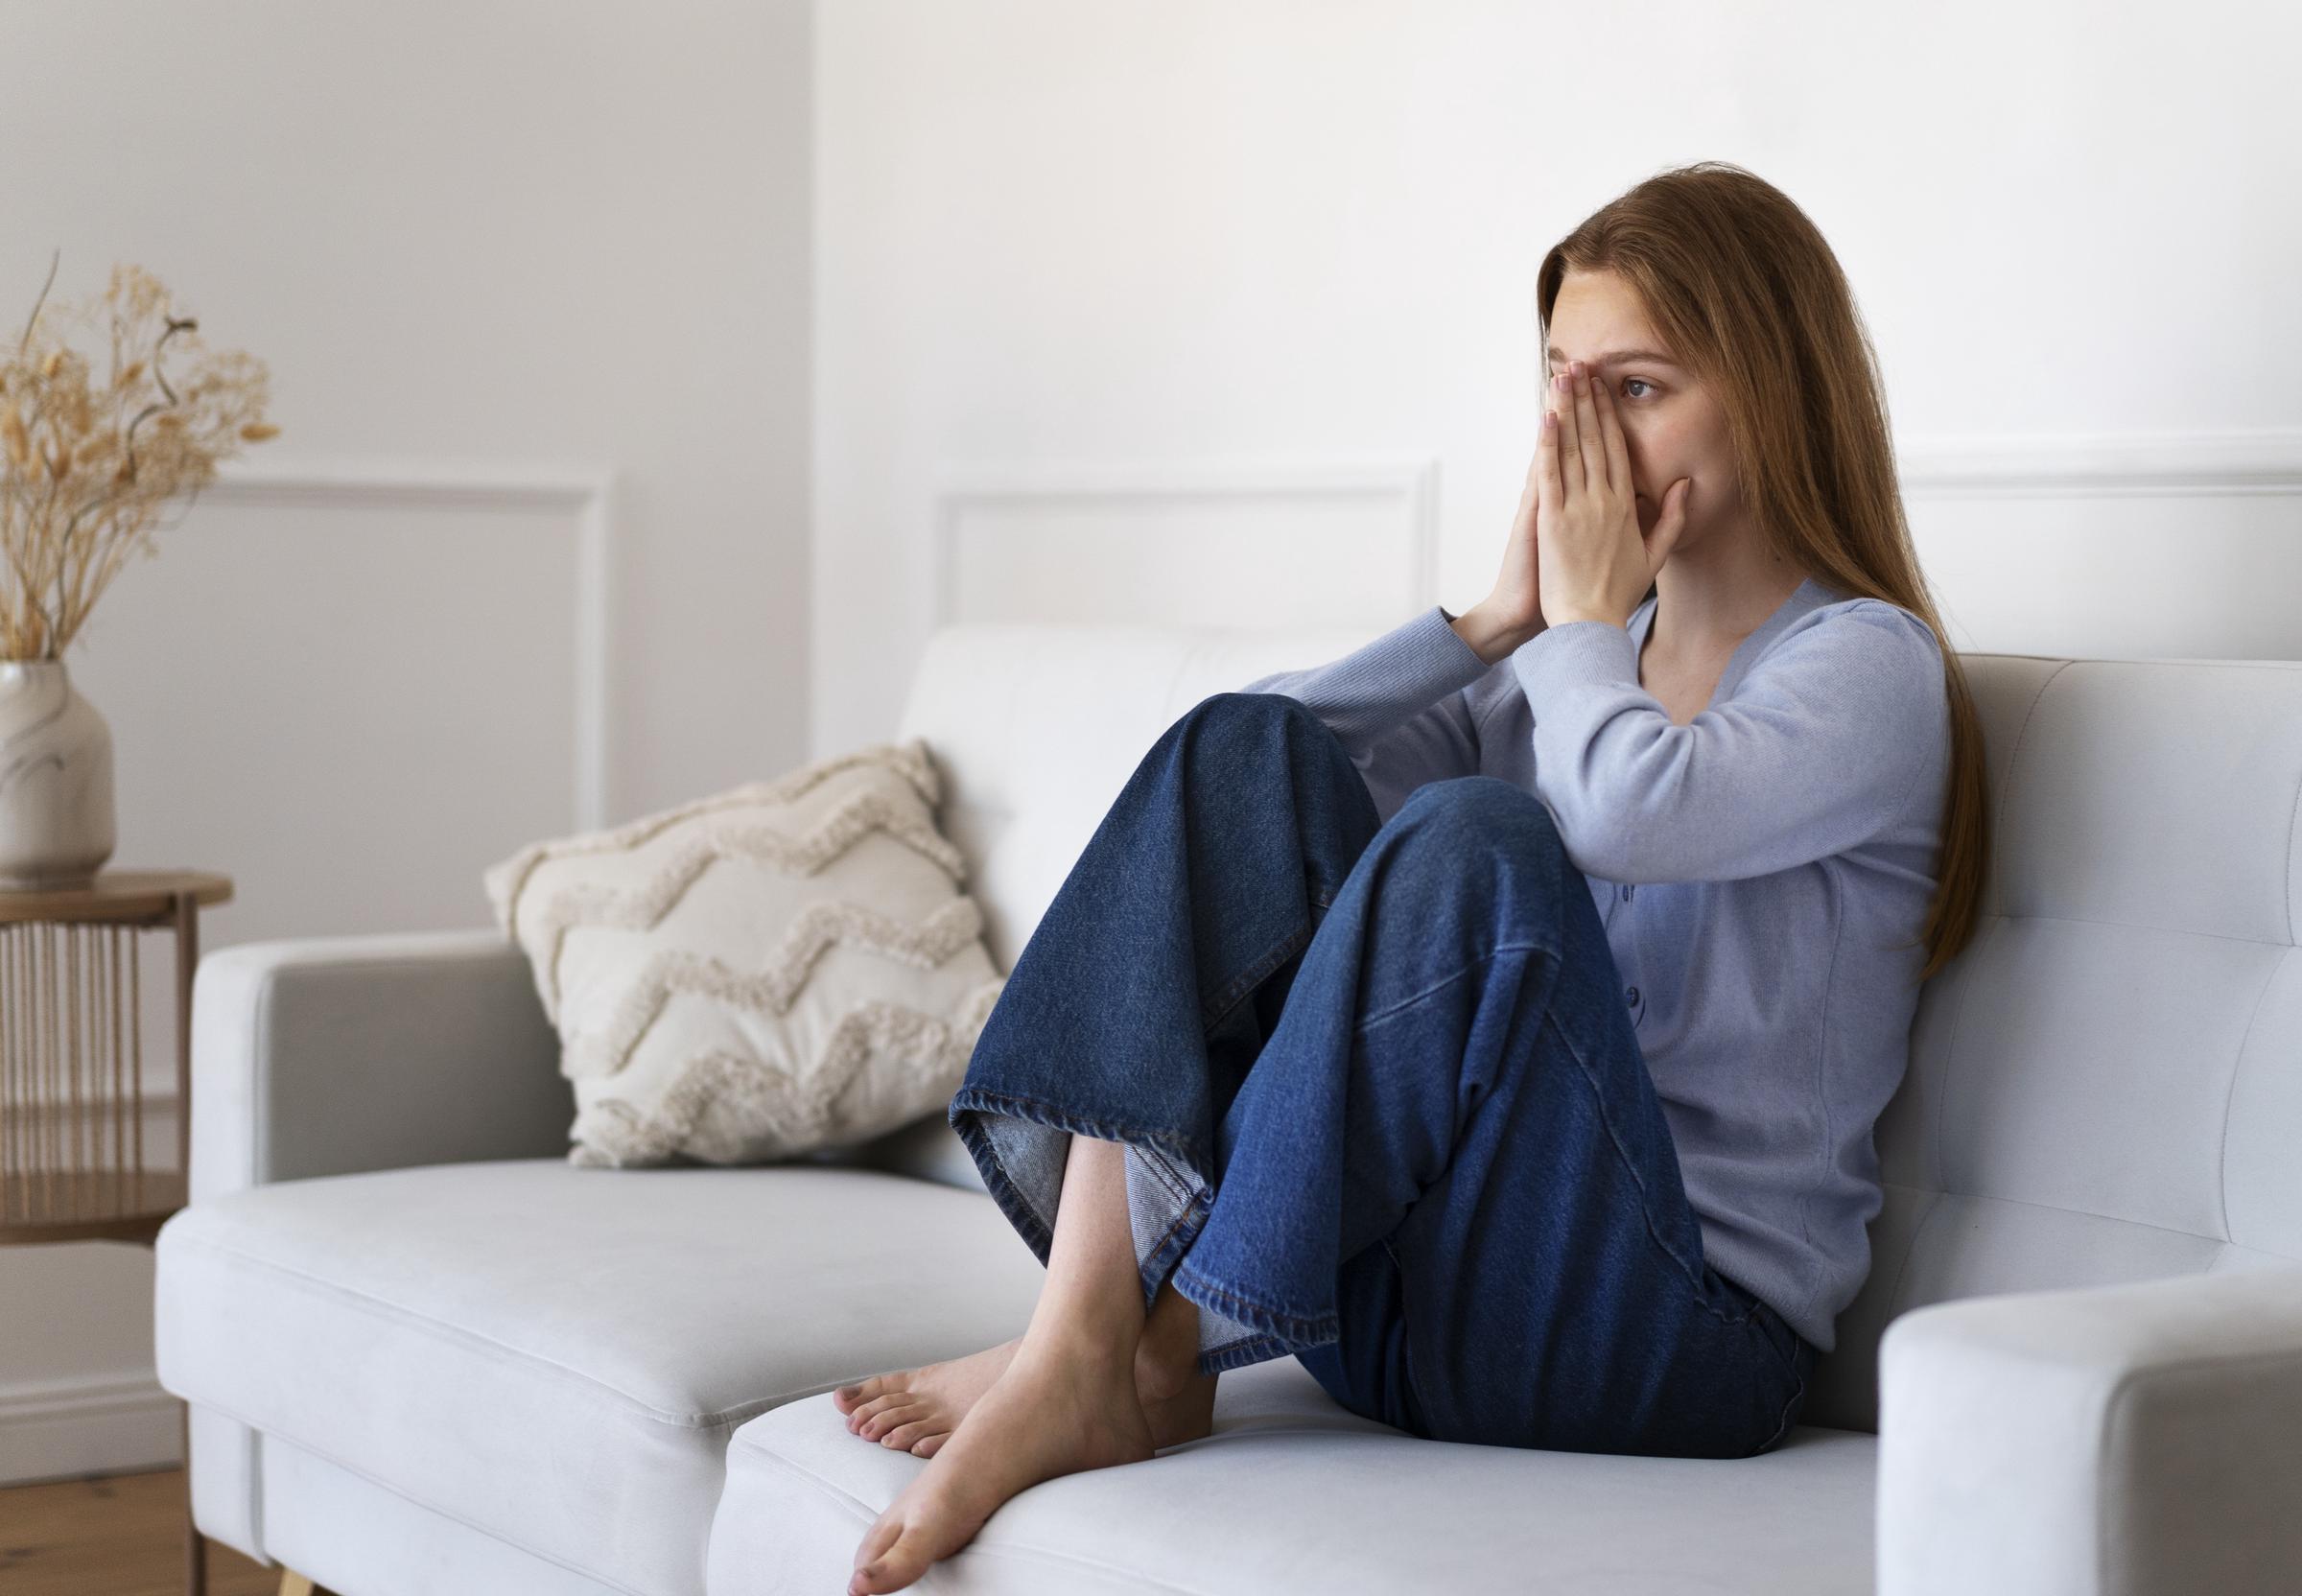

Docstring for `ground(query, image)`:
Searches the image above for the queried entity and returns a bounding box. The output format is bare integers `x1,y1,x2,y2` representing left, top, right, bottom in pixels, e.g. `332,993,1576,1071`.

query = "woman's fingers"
1592,365,1632,492
1539,406,1563,526
1570,363,1607,493
1551,371,1582,498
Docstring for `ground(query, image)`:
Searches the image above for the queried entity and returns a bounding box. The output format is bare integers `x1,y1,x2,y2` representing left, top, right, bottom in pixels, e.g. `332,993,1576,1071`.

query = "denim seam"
1133,1145,1210,1304
1742,1301,1786,1376
1203,919,1314,1027
1139,1193,1195,1270
1135,1141,1196,1208
1751,1359,1812,1455
1539,1003,1759,1333
1354,939,1554,1032
1132,1164,1206,1289
1137,1185,1212,1309
1201,882,1339,1026
1750,1301,1810,1382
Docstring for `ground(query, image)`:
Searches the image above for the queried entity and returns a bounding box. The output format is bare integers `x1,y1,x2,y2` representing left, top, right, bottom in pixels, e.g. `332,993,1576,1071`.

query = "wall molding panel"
923,432,2302,661
1890,428,2302,661
929,455,1441,631
208,457,619,830
1896,427,2302,501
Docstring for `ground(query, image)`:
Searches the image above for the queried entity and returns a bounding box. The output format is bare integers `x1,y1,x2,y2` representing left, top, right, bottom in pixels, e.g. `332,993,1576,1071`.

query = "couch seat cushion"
709,1355,1876,1595
154,1159,1045,1596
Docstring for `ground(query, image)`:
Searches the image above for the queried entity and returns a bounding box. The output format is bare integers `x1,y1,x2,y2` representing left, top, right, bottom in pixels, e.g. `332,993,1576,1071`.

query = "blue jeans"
948,692,1818,1459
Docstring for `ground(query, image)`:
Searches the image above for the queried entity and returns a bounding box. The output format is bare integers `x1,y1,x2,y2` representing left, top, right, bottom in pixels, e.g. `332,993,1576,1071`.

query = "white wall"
812,0,2302,761
0,0,810,1483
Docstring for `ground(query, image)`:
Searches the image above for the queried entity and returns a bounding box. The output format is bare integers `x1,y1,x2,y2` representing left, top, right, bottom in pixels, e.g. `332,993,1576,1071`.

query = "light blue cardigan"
1239,575,1951,1353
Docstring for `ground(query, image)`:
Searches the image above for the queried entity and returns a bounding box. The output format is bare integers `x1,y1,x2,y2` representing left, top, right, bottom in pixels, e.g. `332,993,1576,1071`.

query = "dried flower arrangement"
0,253,280,661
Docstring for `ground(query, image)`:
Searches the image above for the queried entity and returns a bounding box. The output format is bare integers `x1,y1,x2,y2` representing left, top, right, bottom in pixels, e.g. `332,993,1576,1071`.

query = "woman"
834,159,1990,1596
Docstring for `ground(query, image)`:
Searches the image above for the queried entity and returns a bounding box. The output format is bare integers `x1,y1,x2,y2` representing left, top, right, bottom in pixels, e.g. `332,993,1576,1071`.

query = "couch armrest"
1876,1264,2302,1596
189,928,574,1202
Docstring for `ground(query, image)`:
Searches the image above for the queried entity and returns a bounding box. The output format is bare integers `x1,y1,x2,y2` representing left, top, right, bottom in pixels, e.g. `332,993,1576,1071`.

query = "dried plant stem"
0,260,276,659
15,249,58,356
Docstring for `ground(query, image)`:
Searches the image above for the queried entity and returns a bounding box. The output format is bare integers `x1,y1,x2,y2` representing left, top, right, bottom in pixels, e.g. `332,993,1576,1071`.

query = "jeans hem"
949,1084,1278,1357
1169,1255,1341,1351
1196,1332,1299,1373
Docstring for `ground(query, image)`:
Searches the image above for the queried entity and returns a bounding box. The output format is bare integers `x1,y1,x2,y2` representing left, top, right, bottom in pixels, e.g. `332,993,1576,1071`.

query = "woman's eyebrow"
1544,346,1681,368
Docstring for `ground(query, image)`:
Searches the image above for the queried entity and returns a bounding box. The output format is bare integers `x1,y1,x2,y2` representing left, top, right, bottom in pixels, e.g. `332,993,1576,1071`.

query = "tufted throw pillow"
481,739,1007,1168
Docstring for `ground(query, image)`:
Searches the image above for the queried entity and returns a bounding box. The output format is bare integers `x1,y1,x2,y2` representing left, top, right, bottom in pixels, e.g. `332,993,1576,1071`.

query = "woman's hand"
1452,449,1553,665
1535,361,1691,630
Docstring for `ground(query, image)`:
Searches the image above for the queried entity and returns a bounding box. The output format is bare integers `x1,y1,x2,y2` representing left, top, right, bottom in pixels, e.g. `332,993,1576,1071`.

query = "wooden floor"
0,1466,282,1596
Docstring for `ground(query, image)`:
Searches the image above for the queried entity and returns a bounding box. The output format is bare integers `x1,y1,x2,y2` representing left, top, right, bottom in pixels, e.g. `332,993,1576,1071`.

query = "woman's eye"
1621,377,1654,400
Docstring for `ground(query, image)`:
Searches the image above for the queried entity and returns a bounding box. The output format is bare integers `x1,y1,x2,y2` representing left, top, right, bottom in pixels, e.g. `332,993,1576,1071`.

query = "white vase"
0,659,116,890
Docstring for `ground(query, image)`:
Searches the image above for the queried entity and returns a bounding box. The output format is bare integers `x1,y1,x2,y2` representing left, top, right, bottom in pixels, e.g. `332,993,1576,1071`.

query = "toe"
834,1373,894,1414
849,1515,904,1594
861,1401,924,1441
848,1392,905,1433
853,1525,936,1593
881,1415,943,1450
909,1431,949,1458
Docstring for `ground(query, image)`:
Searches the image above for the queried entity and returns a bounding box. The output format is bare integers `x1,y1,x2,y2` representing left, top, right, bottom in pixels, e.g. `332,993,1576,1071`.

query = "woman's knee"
1167,692,1348,786
1342,779,1577,969
1392,776,1566,865
1182,691,1321,739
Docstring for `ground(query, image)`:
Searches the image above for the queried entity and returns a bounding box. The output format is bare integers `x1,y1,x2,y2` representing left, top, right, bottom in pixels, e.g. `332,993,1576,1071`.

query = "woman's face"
1544,267,1740,546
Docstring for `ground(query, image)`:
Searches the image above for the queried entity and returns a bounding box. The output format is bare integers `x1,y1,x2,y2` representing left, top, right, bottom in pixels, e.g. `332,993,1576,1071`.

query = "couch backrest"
855,622,2302,1436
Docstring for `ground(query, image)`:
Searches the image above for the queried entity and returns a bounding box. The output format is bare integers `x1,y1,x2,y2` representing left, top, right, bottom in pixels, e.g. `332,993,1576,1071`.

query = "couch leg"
279,1574,335,1596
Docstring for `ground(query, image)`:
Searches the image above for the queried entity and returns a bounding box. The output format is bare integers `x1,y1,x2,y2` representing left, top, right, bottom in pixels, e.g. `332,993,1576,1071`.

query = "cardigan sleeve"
1509,598,1946,883
1237,603,1495,819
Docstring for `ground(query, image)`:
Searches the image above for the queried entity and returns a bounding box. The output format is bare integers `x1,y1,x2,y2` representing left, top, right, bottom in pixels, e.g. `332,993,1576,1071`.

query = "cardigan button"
1620,883,1633,902
1626,985,1640,1006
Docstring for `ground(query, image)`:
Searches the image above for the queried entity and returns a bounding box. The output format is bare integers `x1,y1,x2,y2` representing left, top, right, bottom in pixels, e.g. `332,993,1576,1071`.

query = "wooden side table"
0,868,233,1596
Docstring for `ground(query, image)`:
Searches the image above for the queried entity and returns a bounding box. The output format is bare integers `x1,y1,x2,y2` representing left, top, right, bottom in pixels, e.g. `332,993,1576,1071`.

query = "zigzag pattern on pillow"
482,737,1008,1167
564,899,991,1080
527,790,969,1020
480,739,945,943
569,978,1007,1168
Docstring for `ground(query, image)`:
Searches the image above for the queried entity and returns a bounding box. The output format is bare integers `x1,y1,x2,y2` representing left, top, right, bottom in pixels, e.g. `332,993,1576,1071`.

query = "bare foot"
834,1279,1213,1457
847,1333,1155,1594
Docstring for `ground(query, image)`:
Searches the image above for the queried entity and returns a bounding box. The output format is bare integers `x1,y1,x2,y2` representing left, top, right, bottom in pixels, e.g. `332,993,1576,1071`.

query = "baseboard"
0,1371,181,1486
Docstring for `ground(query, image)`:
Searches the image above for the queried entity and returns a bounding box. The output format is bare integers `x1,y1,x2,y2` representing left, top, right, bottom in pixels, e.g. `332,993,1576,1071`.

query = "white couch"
153,622,2302,1596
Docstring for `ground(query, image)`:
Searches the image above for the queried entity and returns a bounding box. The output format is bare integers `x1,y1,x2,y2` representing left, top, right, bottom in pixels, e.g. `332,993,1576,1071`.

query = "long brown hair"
1535,160,1985,982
